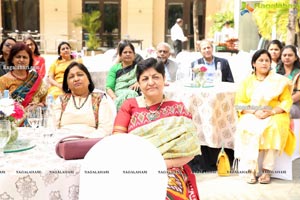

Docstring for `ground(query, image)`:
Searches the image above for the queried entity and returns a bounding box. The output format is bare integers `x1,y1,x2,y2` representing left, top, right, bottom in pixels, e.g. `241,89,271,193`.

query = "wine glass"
0,120,11,159
26,106,43,136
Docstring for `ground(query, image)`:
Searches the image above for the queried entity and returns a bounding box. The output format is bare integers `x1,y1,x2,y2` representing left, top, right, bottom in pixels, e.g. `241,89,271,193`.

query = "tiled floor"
195,158,300,200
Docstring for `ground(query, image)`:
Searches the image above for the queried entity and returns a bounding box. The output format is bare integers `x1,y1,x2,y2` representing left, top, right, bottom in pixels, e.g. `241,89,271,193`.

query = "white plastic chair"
79,134,168,200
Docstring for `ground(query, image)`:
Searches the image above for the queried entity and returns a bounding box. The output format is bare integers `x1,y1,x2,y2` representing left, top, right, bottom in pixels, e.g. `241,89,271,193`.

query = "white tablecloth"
164,82,238,149
0,128,82,200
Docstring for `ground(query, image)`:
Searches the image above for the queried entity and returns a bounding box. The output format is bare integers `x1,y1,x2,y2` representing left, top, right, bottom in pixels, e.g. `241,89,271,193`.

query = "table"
0,128,82,200
164,82,238,171
165,82,238,149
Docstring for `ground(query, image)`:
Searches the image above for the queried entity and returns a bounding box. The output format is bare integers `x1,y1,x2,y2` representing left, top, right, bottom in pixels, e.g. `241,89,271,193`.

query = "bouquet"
0,98,25,143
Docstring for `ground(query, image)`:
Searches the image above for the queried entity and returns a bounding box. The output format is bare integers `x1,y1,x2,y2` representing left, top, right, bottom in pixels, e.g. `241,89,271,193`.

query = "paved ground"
195,158,300,200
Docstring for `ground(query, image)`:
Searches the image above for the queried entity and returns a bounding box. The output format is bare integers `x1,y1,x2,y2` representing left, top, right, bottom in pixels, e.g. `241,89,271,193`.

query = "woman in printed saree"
0,42,47,108
47,41,82,99
113,58,201,200
235,49,295,184
276,45,300,119
106,40,140,110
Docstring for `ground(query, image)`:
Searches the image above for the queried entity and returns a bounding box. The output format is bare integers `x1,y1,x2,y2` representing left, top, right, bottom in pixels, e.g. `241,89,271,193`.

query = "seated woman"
235,49,295,184
24,36,46,79
0,37,16,76
113,58,201,199
266,39,283,70
276,45,300,119
106,40,140,110
52,62,115,137
47,41,82,99
0,42,47,108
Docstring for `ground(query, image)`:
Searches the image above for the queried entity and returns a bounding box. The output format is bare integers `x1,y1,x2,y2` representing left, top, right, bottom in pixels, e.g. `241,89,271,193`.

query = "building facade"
0,0,234,53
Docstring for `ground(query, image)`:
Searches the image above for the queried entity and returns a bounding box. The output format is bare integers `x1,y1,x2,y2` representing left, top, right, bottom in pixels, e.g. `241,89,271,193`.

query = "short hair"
136,57,165,81
7,42,33,70
117,40,135,56
198,39,213,49
156,42,171,50
176,18,183,23
251,49,271,69
24,36,41,56
57,41,74,60
62,62,95,93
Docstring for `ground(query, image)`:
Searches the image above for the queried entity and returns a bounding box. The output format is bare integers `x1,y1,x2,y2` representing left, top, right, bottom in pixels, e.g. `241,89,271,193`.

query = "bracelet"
272,110,276,115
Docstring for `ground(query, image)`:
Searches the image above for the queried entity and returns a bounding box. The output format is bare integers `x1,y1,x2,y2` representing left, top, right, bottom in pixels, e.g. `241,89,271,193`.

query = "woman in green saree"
106,40,140,110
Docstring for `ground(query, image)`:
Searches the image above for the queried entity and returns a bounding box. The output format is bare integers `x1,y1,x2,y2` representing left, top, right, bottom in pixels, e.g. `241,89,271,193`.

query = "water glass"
0,120,11,158
26,106,43,136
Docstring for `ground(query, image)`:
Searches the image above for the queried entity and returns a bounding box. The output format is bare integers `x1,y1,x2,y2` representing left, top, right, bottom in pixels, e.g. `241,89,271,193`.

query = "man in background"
170,18,188,56
192,39,234,82
156,42,178,84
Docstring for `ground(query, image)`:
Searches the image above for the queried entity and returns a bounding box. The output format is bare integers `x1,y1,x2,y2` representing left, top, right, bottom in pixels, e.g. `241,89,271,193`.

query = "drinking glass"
0,120,11,158
26,106,43,136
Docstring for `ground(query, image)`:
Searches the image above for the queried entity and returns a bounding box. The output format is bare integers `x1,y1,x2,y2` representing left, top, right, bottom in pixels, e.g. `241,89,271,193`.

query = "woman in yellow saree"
114,58,200,199
235,49,295,184
47,41,82,99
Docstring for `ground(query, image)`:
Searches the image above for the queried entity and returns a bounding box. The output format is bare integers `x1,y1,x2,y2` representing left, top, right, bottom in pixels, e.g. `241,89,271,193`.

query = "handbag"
216,146,231,176
55,135,102,160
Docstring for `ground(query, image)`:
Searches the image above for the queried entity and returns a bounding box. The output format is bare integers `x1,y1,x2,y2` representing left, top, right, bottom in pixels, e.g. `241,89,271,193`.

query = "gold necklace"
144,95,165,121
72,94,90,109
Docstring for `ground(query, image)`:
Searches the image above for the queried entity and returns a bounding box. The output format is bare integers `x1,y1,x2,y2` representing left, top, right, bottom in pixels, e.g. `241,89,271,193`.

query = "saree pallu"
114,98,201,200
11,70,44,107
114,64,139,110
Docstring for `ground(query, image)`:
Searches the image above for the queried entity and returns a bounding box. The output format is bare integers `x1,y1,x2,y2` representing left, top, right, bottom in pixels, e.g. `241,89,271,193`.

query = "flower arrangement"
0,98,25,143
192,65,207,87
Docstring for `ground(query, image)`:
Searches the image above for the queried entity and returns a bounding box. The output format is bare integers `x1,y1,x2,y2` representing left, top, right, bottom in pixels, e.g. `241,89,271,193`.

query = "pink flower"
199,66,207,72
11,102,24,120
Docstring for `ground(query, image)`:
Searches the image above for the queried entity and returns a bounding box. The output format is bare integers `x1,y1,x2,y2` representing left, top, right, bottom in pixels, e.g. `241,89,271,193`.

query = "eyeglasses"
158,50,169,54
4,43,13,49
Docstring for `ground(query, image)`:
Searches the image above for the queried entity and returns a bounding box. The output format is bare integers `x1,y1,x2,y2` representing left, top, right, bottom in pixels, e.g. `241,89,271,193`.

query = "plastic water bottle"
214,62,222,85
43,94,56,142
3,90,10,98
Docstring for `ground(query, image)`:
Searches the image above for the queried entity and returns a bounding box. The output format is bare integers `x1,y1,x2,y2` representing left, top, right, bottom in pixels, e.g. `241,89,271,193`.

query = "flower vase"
8,122,18,144
195,74,205,87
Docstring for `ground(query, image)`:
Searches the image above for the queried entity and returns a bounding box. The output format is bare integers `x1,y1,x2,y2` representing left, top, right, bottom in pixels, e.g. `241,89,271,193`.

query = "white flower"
0,98,15,116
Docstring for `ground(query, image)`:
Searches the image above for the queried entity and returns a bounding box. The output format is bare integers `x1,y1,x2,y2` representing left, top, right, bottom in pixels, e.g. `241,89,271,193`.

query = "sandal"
246,170,257,184
258,173,271,184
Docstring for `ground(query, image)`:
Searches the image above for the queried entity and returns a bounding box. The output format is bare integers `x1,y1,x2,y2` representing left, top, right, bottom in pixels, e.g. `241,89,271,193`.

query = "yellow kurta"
235,72,296,161
47,58,82,99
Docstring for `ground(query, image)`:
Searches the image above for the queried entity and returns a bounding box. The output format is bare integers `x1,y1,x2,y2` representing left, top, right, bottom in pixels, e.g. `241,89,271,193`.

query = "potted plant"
73,10,102,53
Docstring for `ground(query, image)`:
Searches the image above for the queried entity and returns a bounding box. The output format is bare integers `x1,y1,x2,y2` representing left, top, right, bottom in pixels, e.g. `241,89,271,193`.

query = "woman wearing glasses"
0,37,16,76
47,41,82,99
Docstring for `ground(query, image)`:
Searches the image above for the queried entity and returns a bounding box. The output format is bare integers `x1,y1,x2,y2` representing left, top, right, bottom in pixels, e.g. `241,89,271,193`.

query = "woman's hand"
129,82,139,91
